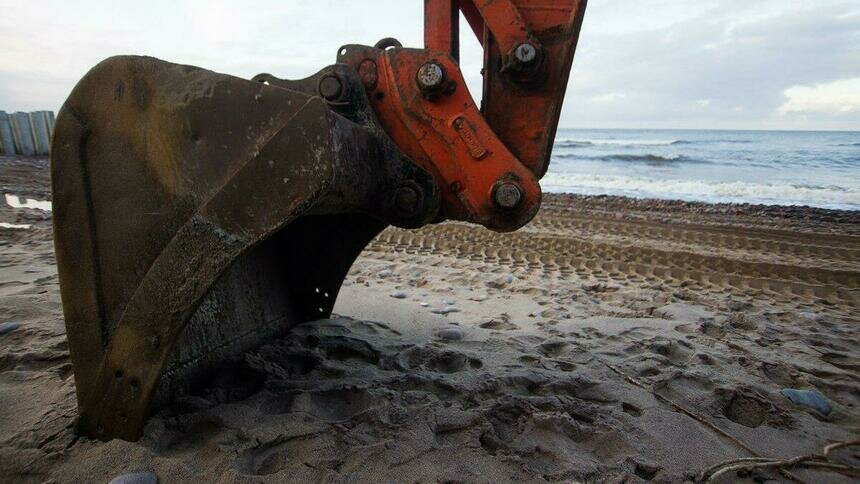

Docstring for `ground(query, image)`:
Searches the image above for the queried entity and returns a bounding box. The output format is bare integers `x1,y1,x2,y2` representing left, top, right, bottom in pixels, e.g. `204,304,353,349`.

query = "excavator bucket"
52,0,587,442
51,56,439,441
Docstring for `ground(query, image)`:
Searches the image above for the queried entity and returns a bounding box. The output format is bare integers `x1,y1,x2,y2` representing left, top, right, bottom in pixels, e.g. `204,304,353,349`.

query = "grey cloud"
0,1,857,130
563,1,860,129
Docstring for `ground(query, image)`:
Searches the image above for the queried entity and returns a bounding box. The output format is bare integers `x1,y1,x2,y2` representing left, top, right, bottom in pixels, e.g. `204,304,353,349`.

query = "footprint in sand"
398,345,482,373
479,313,519,330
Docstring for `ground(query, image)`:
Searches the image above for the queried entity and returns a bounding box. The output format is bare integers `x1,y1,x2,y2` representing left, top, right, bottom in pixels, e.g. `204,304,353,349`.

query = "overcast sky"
1,0,858,130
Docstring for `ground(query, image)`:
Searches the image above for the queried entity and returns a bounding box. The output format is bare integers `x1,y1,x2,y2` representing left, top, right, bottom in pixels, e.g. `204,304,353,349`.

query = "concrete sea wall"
0,110,56,156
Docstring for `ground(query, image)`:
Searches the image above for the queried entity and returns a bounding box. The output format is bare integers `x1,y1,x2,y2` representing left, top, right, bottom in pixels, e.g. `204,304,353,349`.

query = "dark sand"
1,155,858,482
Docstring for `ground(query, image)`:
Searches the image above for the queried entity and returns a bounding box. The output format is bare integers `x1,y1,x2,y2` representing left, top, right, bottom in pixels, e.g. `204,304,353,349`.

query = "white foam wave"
0,222,31,229
541,173,860,209
556,138,680,146
4,193,52,211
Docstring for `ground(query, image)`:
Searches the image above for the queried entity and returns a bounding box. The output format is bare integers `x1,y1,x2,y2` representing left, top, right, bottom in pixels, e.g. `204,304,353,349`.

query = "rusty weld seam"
210,95,318,200
158,312,297,377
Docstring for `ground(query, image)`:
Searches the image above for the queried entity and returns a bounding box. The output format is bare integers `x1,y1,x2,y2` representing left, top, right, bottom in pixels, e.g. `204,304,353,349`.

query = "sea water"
546,129,860,210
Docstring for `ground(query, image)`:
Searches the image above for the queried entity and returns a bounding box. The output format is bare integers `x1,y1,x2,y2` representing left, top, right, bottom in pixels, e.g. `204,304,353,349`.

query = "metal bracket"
338,44,541,232
424,0,589,178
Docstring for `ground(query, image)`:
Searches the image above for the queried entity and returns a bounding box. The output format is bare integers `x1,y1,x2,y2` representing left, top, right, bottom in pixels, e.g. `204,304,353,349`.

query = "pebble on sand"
436,328,464,341
0,321,20,335
431,306,460,315
389,290,408,299
781,388,832,415
108,471,158,484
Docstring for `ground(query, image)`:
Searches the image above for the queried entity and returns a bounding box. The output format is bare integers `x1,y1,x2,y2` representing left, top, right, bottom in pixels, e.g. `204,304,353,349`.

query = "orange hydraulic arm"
339,0,587,231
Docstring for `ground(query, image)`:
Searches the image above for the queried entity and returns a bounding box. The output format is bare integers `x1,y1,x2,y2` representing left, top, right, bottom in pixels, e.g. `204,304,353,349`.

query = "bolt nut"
318,74,343,101
493,182,523,210
394,184,421,216
416,62,445,91
513,43,538,64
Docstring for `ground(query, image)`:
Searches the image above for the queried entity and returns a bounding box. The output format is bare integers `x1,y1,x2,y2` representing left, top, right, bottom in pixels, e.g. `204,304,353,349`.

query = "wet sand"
0,155,858,482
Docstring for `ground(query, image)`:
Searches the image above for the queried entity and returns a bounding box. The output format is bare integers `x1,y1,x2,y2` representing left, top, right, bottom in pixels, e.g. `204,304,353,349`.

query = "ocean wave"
554,153,711,165
554,138,756,148
540,173,860,209
835,142,860,147
555,138,682,147
596,154,708,164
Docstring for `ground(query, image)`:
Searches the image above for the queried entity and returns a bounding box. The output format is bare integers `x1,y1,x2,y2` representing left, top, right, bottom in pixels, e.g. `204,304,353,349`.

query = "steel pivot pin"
416,62,445,91
514,43,537,64
493,182,523,210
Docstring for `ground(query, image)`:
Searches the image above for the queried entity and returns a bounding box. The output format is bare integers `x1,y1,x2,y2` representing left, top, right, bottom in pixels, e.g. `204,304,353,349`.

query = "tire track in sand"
362,198,860,316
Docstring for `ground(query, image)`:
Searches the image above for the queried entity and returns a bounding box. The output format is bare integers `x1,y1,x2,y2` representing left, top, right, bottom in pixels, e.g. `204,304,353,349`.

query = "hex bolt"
513,43,537,64
318,75,343,101
394,184,421,216
416,62,445,91
493,182,523,210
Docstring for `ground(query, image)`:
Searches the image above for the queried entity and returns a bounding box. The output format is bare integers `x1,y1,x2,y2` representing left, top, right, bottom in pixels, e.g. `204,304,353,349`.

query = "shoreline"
2,154,858,225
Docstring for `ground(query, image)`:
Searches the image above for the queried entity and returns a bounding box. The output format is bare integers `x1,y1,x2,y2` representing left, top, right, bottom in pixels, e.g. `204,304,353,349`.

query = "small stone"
420,302,429,307
470,294,488,302
377,269,393,278
0,322,20,335
437,328,464,341
108,471,158,484
390,290,408,299
444,299,456,305
781,388,832,415
431,306,460,315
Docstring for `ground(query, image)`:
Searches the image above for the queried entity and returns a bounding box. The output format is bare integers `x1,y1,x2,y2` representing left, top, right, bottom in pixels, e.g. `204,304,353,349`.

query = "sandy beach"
1,154,858,482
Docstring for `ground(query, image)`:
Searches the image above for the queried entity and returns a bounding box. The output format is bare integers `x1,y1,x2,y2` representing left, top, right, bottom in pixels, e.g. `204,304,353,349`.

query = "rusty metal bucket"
51,56,438,441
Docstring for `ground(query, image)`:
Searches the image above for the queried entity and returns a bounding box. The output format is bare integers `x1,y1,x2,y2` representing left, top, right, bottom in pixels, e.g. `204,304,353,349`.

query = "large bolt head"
493,182,523,210
514,43,537,64
416,62,445,90
318,75,343,101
